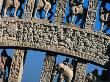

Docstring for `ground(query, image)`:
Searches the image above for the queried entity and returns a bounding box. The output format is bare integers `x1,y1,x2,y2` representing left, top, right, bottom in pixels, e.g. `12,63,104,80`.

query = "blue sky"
0,0,110,82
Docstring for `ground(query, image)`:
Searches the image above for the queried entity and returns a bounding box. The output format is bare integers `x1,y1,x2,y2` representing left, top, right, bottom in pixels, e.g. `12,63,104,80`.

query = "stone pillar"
24,0,35,18
8,49,27,82
54,0,68,23
74,60,87,82
40,52,56,82
85,0,98,30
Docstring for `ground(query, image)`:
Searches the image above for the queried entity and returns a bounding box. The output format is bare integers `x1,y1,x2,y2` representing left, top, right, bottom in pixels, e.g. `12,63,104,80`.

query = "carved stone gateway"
0,0,109,82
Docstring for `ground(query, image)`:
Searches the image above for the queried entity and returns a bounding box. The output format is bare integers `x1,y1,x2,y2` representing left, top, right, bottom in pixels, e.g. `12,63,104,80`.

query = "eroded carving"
52,58,74,82
3,0,20,17
0,18,109,66
66,0,87,27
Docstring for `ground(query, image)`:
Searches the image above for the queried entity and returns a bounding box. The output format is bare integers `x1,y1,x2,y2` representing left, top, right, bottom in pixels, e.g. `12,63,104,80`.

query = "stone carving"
85,69,99,82
33,0,55,19
99,5,110,32
0,49,12,82
0,55,7,81
85,69,110,82
40,52,56,82
74,60,87,82
85,0,98,30
0,0,109,82
52,58,74,82
8,49,27,82
66,0,87,27
55,0,68,23
0,18,109,66
3,0,20,17
24,0,35,18
32,0,44,18
58,63,73,82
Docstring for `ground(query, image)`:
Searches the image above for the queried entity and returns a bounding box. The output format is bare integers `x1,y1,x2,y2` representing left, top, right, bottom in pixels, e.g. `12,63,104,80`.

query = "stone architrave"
24,0,35,18
54,0,68,23
74,60,87,82
85,0,98,30
8,49,27,82
40,52,56,82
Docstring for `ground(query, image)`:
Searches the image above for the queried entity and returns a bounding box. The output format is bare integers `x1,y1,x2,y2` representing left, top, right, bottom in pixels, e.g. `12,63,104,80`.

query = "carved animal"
58,63,73,82
33,0,52,19
66,1,87,27
3,0,20,17
99,7,110,32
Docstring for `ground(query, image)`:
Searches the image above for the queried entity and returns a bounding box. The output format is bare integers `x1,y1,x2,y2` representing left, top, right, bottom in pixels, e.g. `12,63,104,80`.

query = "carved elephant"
58,63,73,82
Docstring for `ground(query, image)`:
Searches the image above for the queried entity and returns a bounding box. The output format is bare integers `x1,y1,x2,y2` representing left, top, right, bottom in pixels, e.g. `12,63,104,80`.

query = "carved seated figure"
3,0,20,17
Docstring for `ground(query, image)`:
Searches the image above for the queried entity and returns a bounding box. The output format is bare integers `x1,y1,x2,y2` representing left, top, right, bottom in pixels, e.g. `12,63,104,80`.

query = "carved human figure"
23,27,28,42
104,10,110,33
99,6,109,31
3,0,20,17
28,27,33,43
25,0,35,13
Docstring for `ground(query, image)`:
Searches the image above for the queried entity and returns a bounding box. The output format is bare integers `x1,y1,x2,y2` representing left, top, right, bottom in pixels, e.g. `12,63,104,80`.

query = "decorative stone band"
0,17,109,67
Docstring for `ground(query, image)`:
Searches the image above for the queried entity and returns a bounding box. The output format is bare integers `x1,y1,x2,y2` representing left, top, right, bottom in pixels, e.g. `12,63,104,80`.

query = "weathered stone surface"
40,52,56,82
74,60,87,82
0,18,109,66
8,49,27,82
55,0,67,23
85,0,98,30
